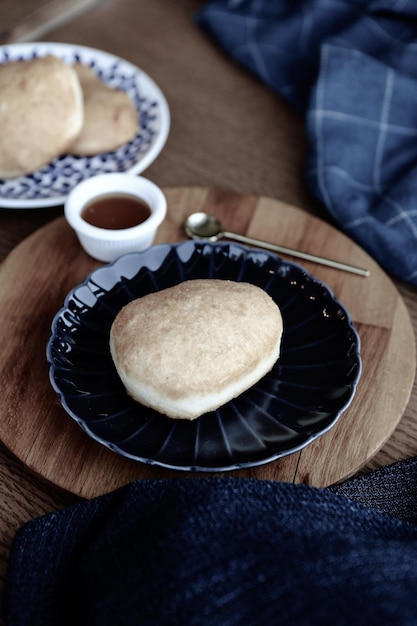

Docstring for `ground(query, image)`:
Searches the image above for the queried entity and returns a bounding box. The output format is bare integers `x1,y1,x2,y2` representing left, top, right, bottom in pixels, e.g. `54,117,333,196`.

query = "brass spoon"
184,212,370,278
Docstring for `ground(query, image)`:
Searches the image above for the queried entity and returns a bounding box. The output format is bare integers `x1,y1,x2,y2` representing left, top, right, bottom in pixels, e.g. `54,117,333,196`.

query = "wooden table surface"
0,0,416,600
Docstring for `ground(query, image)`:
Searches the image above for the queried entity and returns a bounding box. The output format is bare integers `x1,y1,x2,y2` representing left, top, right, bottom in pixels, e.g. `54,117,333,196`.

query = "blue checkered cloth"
196,0,417,286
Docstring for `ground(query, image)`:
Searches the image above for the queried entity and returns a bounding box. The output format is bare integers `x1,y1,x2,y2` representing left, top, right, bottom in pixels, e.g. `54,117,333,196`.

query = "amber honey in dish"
81,193,151,230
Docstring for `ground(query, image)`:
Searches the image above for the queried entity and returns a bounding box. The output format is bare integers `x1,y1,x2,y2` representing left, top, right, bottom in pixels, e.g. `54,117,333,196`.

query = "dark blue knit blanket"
3,456,417,625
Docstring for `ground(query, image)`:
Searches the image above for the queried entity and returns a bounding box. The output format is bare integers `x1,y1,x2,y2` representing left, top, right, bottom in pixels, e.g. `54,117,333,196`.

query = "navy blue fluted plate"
47,241,361,472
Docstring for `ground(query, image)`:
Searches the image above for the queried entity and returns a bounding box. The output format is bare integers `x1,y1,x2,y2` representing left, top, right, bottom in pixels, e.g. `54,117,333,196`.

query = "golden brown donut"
110,279,283,419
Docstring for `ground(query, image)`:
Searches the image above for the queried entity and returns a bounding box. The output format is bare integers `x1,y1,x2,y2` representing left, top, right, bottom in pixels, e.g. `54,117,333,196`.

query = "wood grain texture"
0,187,414,499
0,0,101,44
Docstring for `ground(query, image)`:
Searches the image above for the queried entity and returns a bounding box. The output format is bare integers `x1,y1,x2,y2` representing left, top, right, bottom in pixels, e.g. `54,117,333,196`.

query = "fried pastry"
110,279,283,420
69,62,139,156
0,55,83,179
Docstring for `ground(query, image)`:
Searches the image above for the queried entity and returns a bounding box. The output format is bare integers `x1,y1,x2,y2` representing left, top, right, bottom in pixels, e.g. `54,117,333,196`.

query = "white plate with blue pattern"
0,42,170,209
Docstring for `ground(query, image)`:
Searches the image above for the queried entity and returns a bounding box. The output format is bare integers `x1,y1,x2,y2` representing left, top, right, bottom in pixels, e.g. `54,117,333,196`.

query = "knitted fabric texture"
3,468,417,625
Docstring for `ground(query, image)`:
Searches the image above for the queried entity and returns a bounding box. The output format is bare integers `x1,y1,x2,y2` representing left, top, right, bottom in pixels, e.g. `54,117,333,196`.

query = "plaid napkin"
196,0,417,287
3,461,417,625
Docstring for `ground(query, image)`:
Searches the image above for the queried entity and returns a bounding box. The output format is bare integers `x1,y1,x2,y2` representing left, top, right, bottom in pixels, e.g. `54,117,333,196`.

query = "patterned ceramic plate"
47,242,362,472
0,42,170,209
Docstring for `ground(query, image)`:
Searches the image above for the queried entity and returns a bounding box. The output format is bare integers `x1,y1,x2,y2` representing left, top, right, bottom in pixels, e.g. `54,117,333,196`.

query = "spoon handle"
222,231,370,277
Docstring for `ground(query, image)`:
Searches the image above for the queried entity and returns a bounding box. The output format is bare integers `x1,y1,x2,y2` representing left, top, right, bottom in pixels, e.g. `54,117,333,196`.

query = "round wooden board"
0,187,415,498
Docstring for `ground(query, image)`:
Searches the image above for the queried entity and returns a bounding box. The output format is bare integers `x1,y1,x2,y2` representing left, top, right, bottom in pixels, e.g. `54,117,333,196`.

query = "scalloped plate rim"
46,242,362,472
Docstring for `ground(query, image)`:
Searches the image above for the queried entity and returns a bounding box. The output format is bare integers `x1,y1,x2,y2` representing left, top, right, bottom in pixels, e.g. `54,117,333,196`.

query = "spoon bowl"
184,212,224,241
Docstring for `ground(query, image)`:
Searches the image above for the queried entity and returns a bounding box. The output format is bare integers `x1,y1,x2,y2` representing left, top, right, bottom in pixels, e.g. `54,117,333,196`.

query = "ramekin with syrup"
64,173,167,262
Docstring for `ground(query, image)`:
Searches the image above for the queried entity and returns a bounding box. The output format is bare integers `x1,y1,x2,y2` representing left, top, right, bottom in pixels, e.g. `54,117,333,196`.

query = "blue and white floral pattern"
0,43,170,208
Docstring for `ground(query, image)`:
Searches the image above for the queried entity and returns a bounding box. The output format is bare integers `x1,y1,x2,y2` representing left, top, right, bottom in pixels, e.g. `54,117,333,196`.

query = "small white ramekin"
64,173,167,262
